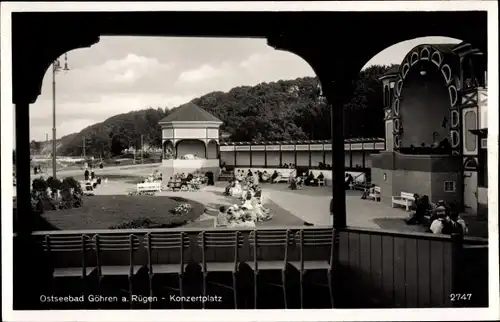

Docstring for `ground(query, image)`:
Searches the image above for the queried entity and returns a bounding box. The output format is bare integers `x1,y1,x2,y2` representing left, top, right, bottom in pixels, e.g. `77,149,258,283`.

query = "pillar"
15,102,32,234
362,149,366,169
349,149,353,170
321,76,354,230
249,144,253,167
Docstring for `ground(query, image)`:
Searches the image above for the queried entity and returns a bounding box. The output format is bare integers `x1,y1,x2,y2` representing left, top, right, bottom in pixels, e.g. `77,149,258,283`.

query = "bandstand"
372,42,488,218
158,102,222,179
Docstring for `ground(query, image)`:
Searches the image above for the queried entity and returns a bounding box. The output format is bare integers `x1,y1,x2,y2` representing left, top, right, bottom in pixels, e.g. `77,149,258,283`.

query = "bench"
80,181,95,196
392,192,415,211
368,186,381,202
136,182,162,193
273,173,290,183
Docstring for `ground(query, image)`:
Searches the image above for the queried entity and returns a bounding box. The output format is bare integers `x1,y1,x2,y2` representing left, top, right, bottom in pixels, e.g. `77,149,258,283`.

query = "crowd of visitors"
405,195,468,236
220,178,271,227
165,172,208,191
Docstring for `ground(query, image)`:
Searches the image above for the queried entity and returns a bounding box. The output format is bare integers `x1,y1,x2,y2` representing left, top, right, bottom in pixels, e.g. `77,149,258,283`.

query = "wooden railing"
14,226,488,309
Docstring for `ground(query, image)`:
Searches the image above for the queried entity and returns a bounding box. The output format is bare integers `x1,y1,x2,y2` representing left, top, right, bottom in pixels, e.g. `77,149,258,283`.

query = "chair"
93,233,141,308
291,229,335,308
43,234,95,278
318,179,325,187
197,231,244,309
144,232,190,309
248,229,294,309
43,234,95,306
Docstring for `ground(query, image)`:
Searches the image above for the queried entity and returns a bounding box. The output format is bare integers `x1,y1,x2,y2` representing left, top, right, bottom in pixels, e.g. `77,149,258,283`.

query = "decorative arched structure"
372,41,488,216
392,44,460,154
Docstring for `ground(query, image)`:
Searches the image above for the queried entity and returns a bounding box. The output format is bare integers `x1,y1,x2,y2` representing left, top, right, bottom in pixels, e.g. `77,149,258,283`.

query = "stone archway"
163,140,174,159
392,45,460,154
207,140,218,159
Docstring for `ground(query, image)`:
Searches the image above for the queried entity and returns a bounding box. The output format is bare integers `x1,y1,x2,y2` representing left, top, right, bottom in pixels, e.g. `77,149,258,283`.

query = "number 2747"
450,293,472,301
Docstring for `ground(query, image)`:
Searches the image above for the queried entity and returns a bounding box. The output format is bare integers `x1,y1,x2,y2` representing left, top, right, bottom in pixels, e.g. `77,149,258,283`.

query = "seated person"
289,177,298,190
405,194,431,225
317,172,325,183
429,204,448,234
442,210,468,236
216,206,229,227
230,180,243,197
304,171,315,186
186,173,194,182
247,170,253,177
271,170,279,183
261,171,270,182
429,200,449,223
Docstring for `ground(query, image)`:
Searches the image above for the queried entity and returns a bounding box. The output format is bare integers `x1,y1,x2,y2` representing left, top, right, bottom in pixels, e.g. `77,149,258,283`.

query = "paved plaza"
30,165,487,236
58,164,426,233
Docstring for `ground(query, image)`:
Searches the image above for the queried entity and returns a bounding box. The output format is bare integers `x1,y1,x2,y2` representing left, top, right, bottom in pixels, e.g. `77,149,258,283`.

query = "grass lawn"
37,195,205,231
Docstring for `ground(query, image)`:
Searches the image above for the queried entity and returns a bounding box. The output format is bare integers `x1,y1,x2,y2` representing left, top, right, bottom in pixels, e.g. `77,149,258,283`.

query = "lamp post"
52,53,69,179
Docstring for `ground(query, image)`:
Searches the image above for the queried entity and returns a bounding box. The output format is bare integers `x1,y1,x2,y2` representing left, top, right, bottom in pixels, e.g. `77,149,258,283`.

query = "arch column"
268,34,359,229
15,102,32,235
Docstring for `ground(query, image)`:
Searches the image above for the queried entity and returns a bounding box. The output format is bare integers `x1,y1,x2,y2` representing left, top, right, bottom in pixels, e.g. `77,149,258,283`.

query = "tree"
110,134,128,156
53,69,391,156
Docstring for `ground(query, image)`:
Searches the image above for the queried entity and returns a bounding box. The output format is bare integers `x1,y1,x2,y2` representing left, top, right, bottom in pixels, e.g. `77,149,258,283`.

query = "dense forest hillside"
39,65,392,157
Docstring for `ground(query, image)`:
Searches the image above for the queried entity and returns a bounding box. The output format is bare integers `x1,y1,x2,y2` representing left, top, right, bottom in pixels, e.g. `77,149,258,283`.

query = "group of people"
166,172,207,191
405,194,468,236
219,181,271,227
289,171,325,190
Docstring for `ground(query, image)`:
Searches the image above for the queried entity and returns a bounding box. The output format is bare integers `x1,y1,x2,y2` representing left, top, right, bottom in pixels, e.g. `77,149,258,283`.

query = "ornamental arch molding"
392,44,460,154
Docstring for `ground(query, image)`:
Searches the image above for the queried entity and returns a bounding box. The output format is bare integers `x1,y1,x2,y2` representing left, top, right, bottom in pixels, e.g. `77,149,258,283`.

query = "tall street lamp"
52,53,69,179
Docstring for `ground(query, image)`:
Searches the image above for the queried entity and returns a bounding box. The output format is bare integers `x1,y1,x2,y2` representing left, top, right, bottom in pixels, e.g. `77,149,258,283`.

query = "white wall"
311,151,323,167
296,151,309,166
251,151,265,166
220,152,234,165
266,151,280,167
174,128,207,139
236,151,250,166
207,142,218,159
281,151,295,165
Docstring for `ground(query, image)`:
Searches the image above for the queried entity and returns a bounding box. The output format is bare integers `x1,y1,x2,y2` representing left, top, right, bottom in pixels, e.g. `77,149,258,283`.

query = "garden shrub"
32,177,48,193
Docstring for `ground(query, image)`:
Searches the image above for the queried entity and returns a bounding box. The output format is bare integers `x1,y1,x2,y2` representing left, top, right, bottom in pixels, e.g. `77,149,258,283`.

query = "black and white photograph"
1,2,498,321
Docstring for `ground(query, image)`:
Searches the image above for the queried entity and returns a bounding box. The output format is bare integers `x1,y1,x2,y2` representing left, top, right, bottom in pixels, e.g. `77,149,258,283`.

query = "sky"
29,36,460,141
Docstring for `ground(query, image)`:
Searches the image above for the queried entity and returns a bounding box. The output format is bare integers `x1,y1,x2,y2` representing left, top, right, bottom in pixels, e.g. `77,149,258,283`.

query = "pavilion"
158,102,222,179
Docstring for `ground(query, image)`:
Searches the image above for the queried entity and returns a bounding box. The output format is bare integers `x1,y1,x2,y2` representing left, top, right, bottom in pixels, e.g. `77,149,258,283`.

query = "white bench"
136,182,162,193
273,174,290,183
80,181,95,196
368,186,381,201
392,192,415,211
